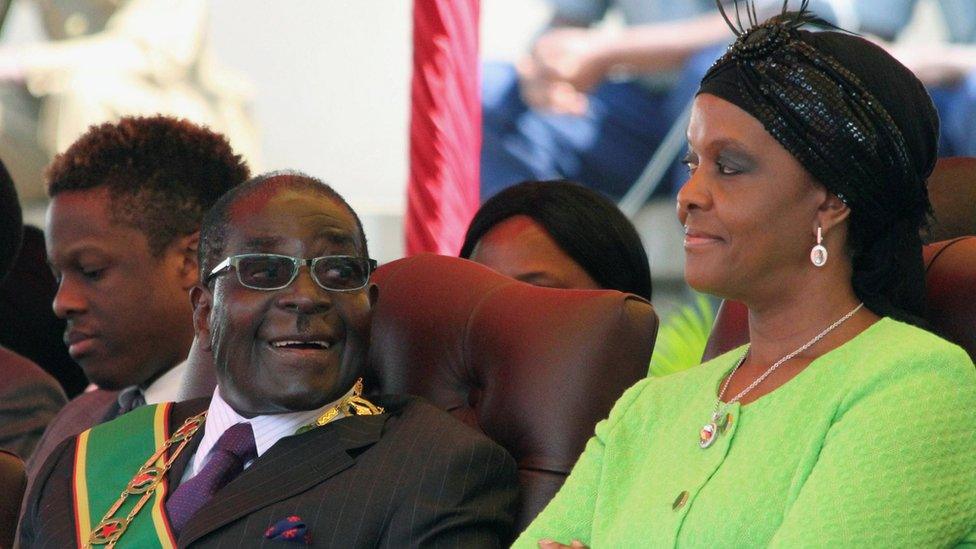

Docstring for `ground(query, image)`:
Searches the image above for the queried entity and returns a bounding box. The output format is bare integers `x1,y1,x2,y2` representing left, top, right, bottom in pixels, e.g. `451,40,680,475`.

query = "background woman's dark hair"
460,180,652,301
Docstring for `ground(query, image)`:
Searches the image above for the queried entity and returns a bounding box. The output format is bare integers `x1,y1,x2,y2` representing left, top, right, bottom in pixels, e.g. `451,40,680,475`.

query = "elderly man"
19,172,518,548
28,115,250,475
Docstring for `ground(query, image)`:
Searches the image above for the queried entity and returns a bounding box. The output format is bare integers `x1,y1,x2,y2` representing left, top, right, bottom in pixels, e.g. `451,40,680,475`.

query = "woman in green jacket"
516,2,976,547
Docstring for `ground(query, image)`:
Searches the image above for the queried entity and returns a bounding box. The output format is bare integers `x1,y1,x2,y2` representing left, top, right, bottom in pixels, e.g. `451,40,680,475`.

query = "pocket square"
264,515,311,545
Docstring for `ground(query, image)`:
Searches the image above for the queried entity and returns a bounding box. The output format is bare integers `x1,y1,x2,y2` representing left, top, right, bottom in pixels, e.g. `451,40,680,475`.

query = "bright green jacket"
515,318,976,547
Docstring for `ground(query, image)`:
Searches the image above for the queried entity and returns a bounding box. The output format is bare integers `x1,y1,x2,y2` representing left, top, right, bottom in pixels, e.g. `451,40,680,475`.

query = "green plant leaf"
648,293,716,377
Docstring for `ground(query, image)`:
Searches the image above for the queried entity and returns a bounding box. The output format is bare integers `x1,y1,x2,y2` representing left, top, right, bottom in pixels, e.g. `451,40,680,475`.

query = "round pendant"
699,422,718,449
810,244,828,267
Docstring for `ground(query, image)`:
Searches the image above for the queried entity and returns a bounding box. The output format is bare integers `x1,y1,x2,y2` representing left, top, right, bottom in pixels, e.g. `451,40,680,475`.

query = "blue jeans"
931,70,976,157
480,46,724,201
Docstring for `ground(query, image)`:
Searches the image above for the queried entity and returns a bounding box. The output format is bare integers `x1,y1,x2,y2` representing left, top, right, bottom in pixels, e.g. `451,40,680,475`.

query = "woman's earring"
810,226,828,267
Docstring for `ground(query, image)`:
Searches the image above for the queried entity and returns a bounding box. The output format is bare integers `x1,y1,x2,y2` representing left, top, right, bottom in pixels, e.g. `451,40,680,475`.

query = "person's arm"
841,0,976,87
841,0,976,86
522,0,870,114
0,364,66,461
512,379,652,548
769,346,976,546
520,0,803,114
886,42,976,86
0,0,207,83
851,0,918,41
549,15,725,75
519,11,734,114
546,0,611,28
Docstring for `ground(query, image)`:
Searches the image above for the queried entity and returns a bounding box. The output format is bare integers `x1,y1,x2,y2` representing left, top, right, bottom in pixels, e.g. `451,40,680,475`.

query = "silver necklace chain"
712,302,864,419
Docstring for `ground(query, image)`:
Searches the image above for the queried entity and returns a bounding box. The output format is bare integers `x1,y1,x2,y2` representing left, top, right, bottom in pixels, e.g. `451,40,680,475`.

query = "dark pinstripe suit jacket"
18,395,519,548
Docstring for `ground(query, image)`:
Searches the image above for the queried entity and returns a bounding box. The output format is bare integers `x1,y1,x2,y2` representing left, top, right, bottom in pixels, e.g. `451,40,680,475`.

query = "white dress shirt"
182,385,352,482
116,360,189,411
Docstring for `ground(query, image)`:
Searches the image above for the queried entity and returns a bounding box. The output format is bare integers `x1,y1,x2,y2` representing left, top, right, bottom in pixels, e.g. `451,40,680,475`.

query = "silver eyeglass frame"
205,253,377,292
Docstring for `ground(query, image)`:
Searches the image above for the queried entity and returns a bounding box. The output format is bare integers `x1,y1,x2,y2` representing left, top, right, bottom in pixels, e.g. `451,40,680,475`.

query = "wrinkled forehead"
224,186,363,256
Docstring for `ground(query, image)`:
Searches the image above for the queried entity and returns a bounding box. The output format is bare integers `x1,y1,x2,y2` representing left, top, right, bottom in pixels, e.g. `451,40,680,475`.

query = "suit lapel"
177,412,389,547
100,394,122,423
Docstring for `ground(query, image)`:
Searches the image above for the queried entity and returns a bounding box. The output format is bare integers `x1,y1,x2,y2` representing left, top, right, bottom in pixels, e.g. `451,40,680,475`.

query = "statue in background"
0,0,260,204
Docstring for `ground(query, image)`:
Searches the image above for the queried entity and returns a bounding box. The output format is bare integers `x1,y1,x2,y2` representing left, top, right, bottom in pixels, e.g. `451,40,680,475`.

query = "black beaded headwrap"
697,0,939,325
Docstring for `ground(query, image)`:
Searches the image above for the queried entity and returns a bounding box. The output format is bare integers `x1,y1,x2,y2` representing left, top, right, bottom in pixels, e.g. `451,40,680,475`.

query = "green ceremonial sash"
72,402,177,548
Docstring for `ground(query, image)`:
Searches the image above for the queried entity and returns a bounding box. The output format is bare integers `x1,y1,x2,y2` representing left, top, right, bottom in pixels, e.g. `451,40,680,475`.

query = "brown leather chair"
367,253,658,530
0,449,26,549
700,299,749,364
702,237,976,362
922,237,976,359
925,157,976,243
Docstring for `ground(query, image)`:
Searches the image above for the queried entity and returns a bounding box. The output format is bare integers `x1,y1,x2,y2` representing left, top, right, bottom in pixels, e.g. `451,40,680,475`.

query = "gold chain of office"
88,379,383,547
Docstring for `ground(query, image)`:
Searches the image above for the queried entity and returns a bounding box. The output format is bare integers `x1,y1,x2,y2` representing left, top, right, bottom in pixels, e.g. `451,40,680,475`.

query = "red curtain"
404,0,481,256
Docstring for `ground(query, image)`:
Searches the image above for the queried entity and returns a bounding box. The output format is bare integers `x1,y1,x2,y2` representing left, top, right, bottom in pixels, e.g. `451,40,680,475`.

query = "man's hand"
517,27,613,115
0,47,27,82
516,55,589,115
531,27,611,92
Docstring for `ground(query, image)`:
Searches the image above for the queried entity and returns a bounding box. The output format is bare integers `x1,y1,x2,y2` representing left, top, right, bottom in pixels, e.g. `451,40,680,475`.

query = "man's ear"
171,231,200,290
815,193,851,236
368,282,379,308
189,284,214,352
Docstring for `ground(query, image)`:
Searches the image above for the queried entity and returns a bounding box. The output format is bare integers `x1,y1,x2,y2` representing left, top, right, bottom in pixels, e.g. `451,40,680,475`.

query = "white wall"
8,0,550,259
207,0,549,262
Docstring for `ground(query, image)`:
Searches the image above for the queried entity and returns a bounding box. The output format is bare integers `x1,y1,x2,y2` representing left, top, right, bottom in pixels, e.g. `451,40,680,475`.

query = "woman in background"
516,2,976,547
460,179,652,301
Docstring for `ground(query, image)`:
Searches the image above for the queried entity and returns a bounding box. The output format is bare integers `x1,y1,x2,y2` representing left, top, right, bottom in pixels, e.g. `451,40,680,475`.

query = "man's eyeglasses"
206,254,378,292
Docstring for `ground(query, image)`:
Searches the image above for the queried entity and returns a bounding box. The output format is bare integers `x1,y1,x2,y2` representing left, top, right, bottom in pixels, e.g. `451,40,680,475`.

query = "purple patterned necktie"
166,422,257,535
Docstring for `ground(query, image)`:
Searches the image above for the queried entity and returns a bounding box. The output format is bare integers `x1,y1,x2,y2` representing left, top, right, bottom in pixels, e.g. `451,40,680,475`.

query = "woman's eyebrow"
705,137,749,155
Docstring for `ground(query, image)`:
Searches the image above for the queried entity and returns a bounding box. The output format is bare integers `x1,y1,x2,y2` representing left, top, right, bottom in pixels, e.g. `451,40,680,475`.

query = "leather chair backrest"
700,299,749,364
367,254,658,530
925,157,976,242
702,237,976,362
922,237,976,359
0,449,25,548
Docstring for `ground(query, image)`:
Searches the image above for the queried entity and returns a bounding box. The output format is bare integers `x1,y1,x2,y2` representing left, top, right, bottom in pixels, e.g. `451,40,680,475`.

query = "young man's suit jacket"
27,388,120,474
19,394,519,548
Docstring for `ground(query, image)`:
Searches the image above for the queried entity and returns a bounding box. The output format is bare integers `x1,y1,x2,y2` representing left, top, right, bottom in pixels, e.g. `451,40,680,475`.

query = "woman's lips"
683,229,723,248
